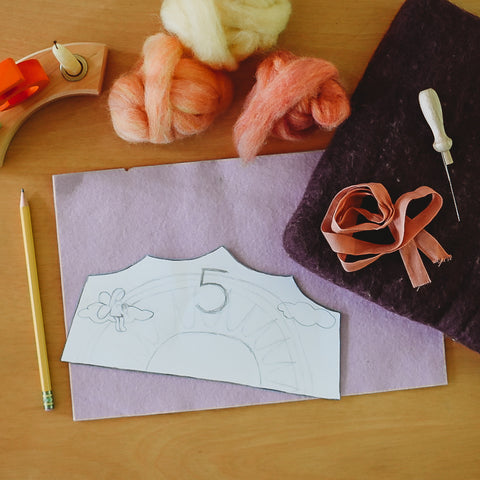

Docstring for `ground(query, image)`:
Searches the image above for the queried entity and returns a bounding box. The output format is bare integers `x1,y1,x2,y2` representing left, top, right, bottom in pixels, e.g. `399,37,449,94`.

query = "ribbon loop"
321,183,451,288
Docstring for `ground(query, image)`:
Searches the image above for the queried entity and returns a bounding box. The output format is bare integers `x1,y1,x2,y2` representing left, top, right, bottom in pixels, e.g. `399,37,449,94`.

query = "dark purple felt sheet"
284,0,480,353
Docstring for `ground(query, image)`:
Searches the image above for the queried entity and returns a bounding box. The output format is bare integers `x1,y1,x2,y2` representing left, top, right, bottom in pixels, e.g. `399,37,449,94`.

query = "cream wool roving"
160,0,292,71
108,33,233,144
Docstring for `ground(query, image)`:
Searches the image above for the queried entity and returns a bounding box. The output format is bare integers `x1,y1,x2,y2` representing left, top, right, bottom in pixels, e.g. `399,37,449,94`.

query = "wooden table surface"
1,1,479,478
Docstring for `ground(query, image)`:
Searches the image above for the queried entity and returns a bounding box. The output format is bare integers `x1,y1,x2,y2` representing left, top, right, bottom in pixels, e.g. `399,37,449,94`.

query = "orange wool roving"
233,50,350,161
108,33,233,144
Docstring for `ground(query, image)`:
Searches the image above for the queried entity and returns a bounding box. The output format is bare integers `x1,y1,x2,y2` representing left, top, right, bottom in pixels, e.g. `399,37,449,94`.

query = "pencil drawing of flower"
79,288,153,332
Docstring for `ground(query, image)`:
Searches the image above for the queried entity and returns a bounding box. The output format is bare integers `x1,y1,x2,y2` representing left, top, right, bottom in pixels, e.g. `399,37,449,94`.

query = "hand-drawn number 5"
196,268,228,314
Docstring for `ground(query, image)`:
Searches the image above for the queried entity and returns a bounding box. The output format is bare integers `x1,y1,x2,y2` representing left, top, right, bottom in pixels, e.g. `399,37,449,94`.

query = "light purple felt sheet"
53,151,447,420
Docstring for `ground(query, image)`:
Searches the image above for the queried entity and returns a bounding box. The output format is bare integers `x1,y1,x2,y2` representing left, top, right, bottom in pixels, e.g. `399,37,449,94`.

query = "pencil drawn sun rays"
63,248,340,398
123,276,307,393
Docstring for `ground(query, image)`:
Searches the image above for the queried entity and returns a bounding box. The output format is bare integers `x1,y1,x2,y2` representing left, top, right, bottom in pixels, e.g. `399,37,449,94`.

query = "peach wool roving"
108,33,233,144
160,0,292,71
233,50,351,161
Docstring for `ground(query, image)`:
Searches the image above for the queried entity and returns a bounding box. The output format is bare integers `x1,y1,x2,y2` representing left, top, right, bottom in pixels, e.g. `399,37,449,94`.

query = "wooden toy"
0,42,108,166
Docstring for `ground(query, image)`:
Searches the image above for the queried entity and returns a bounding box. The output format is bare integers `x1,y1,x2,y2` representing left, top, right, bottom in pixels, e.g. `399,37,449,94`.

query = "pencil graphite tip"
20,188,26,207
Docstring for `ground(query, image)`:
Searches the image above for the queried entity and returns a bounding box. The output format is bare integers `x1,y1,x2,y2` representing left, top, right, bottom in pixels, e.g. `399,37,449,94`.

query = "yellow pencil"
20,189,54,411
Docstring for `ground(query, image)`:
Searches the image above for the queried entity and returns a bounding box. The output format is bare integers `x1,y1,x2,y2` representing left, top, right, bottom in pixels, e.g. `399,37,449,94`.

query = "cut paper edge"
62,246,341,399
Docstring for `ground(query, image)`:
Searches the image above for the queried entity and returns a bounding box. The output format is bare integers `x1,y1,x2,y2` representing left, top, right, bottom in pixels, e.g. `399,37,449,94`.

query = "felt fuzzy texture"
108,33,233,144
233,50,350,161
160,0,292,71
53,151,447,421
283,0,480,353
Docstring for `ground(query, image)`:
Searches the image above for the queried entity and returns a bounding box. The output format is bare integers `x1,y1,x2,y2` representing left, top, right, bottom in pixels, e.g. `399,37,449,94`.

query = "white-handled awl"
419,88,460,222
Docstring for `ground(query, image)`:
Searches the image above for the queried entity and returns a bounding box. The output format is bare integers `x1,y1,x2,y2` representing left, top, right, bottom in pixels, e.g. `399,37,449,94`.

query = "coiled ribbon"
321,183,451,288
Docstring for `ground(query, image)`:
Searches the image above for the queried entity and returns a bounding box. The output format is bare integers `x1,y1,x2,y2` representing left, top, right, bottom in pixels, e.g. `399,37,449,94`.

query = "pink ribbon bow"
321,183,451,288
